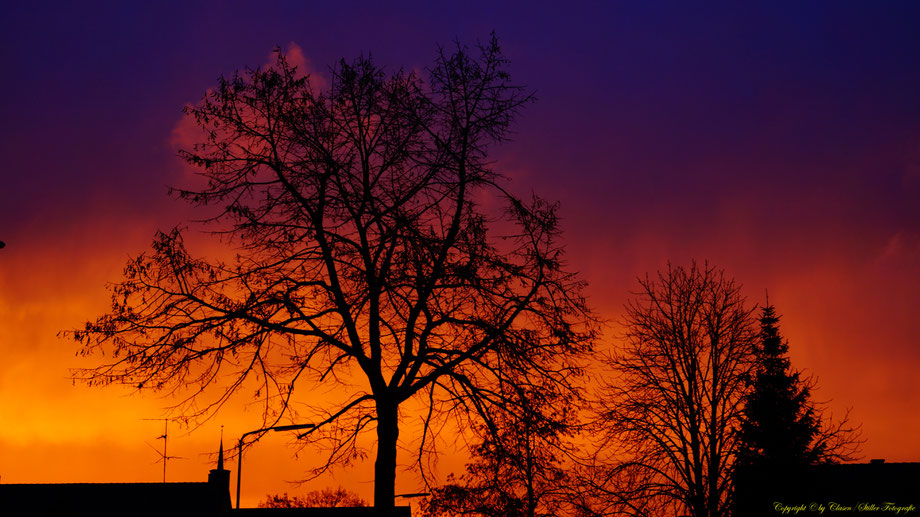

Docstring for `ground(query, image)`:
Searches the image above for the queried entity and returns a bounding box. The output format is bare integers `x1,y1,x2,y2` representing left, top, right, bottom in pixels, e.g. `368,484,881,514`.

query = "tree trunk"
524,415,536,517
374,399,399,513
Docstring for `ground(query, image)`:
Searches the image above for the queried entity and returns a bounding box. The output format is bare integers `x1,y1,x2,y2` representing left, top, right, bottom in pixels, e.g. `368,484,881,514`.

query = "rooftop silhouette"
734,459,920,516
0,441,409,516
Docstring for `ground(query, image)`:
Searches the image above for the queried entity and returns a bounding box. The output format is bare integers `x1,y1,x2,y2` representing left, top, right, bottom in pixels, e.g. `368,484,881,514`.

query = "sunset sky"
2,1,920,509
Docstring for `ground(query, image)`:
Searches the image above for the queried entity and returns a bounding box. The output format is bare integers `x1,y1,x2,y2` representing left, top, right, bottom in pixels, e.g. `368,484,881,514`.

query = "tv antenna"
143,418,184,482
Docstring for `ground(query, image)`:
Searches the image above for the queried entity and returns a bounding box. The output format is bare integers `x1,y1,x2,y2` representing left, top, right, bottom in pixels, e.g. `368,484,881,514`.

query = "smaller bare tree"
260,487,367,508
423,373,581,517
593,262,758,517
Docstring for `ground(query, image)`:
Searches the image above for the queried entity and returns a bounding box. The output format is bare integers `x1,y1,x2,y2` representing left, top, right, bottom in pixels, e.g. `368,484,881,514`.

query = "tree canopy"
68,36,594,510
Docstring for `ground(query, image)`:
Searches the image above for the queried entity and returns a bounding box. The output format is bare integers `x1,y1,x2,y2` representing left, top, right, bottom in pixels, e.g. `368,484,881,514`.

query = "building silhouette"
734,459,920,516
0,441,410,516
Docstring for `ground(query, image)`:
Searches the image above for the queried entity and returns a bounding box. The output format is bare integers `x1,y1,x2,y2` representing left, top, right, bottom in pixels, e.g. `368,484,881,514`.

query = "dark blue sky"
4,2,919,241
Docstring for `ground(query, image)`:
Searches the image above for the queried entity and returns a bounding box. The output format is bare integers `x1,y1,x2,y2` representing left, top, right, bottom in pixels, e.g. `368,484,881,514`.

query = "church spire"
217,438,225,470
217,426,225,471
208,426,232,513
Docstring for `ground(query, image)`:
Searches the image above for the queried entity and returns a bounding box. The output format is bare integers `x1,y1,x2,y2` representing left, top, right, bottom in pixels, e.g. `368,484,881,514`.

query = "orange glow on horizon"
4,193,920,503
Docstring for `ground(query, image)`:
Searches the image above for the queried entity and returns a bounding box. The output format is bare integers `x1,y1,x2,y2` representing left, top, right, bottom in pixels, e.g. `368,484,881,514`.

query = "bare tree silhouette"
423,373,580,517
592,262,758,517
260,487,367,508
66,35,595,511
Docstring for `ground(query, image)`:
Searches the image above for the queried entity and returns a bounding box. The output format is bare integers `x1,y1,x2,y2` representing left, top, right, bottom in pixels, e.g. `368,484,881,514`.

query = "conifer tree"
737,305,822,468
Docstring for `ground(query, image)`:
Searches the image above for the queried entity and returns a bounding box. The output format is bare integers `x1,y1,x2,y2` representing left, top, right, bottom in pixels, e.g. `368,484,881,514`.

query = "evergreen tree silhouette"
737,305,822,469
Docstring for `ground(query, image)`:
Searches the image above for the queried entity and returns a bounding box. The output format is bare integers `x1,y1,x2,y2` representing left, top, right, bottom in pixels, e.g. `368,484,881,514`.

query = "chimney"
209,438,232,515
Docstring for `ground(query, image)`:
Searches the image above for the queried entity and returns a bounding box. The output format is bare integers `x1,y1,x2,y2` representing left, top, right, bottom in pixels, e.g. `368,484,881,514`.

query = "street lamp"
236,423,315,509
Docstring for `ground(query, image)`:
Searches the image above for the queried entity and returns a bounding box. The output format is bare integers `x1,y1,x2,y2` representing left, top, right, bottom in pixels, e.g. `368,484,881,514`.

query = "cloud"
168,102,207,157
168,42,328,181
